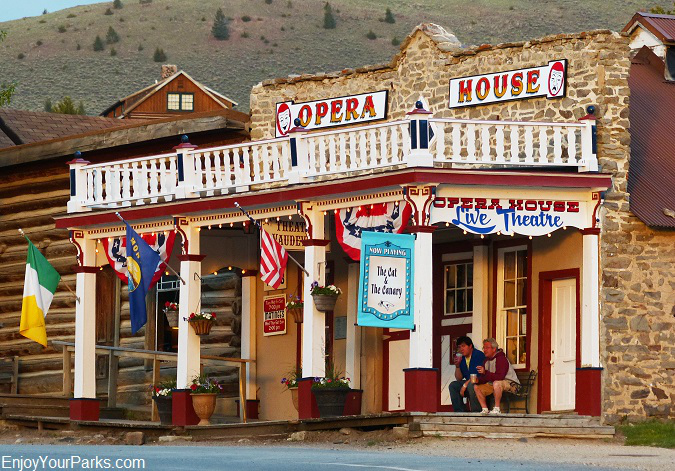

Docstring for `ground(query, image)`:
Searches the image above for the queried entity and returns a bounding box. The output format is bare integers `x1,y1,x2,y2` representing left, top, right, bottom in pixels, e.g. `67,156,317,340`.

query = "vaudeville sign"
448,59,567,109
275,90,388,137
357,231,414,330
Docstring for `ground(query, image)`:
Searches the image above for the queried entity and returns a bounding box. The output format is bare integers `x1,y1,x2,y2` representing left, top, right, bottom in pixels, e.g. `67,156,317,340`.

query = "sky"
0,0,109,23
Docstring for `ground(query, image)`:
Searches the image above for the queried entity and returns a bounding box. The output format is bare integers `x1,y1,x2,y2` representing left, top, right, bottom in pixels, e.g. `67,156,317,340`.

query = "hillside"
0,0,658,114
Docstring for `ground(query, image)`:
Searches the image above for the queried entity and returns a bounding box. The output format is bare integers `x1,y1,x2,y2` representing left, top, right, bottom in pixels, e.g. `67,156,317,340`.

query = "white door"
387,337,409,411
550,278,576,411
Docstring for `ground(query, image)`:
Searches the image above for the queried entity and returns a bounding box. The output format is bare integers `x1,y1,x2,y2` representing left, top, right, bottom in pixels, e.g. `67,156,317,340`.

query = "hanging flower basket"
288,307,303,323
188,312,216,336
310,283,341,313
164,302,179,328
286,295,304,323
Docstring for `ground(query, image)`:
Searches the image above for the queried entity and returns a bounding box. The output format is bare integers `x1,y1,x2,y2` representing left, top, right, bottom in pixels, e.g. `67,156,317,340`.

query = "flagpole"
114,212,186,285
234,202,309,276
18,228,80,303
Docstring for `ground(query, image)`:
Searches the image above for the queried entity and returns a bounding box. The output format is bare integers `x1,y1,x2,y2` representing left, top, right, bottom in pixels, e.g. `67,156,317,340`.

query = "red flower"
190,384,197,391
327,379,332,383
164,301,171,307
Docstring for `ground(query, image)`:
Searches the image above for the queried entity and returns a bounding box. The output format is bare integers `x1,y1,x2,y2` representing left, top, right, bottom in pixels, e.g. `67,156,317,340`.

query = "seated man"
473,338,521,415
449,336,485,413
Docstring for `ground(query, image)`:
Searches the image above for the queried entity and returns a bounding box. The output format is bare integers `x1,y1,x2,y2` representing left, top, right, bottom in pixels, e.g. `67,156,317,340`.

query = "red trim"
72,266,99,273
406,225,437,233
301,238,330,247
580,228,601,236
67,158,90,165
404,368,439,412
177,254,206,262
55,169,613,229
537,268,580,413
382,328,410,412
69,398,100,421
171,389,199,426
173,143,198,150
575,368,602,416
298,377,320,419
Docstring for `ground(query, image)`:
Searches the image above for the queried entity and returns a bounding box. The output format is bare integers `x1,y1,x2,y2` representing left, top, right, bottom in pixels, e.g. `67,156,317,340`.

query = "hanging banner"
430,195,589,236
448,59,567,109
275,90,388,137
263,294,287,336
358,232,414,330
335,202,412,260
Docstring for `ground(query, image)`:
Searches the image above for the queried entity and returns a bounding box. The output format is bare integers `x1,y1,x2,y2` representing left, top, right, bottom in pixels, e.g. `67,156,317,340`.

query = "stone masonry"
249,23,673,422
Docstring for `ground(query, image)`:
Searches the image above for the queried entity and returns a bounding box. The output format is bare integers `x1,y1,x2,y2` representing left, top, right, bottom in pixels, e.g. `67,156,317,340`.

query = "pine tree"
51,96,86,115
93,35,105,51
113,0,124,9
211,8,230,40
384,8,395,24
44,98,52,112
153,47,167,62
106,26,120,44
323,3,336,29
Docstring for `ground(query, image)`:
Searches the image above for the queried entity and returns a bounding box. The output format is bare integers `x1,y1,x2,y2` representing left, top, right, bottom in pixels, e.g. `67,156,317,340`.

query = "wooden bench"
0,357,19,394
503,370,537,414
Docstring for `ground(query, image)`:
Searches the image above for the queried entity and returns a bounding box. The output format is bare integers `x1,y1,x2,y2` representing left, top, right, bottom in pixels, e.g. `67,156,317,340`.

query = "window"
167,92,194,111
444,261,473,316
497,246,528,368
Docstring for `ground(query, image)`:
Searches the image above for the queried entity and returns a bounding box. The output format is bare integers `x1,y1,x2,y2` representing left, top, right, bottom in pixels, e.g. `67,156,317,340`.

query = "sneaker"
489,407,501,415
480,408,489,415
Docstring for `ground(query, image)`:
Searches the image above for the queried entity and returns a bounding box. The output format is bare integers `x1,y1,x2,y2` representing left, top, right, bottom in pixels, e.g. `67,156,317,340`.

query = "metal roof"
623,12,675,43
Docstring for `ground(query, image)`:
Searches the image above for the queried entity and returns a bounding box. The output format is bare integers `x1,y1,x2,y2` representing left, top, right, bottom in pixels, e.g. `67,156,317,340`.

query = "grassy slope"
0,0,661,114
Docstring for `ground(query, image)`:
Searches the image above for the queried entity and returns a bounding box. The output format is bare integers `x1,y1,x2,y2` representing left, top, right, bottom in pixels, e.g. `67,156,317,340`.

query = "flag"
260,228,288,289
101,231,176,285
335,202,412,260
125,223,161,334
20,239,60,346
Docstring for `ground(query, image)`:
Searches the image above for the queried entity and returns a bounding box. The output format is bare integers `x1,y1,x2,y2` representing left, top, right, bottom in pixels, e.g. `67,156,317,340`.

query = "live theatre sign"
357,232,414,330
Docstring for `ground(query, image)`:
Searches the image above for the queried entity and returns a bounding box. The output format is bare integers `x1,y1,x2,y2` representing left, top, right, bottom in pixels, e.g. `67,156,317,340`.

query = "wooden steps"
409,413,614,439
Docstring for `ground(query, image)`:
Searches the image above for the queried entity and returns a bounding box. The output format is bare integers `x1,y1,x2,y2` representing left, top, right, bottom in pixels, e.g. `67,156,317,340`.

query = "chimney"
161,64,178,80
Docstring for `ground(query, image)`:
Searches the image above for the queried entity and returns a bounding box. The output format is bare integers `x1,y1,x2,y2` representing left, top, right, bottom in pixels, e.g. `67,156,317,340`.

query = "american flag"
260,228,288,289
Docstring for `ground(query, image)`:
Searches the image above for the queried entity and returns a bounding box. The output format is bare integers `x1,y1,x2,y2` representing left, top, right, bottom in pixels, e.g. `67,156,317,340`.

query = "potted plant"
190,374,223,425
188,311,216,336
163,301,179,328
151,379,176,425
286,295,304,323
281,366,301,411
311,363,351,417
310,282,342,312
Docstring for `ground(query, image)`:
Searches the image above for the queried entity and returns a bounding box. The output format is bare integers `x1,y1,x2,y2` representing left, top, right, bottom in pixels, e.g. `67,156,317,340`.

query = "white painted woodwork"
581,232,601,367
409,230,434,368
73,237,97,398
241,276,257,400
176,226,202,389
345,263,361,389
472,244,489,345
551,278,577,412
387,336,409,411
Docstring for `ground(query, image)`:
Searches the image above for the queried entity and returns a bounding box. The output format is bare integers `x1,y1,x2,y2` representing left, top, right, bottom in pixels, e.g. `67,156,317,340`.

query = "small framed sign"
263,294,287,336
357,232,415,330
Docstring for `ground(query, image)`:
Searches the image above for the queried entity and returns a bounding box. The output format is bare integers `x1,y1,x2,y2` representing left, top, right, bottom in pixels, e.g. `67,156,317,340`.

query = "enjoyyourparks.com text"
2,455,145,471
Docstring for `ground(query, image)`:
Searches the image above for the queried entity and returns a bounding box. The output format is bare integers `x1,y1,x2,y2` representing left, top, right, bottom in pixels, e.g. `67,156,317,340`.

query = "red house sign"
448,60,567,109
263,294,287,336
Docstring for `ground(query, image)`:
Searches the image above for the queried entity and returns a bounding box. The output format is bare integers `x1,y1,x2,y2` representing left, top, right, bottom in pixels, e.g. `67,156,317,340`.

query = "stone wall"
249,24,675,422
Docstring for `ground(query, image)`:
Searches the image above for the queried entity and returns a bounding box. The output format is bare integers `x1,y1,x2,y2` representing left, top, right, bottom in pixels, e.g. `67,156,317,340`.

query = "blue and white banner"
357,232,414,330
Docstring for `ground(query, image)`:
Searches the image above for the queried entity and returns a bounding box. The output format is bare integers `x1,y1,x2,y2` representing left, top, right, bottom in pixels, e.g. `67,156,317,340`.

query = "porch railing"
67,107,597,213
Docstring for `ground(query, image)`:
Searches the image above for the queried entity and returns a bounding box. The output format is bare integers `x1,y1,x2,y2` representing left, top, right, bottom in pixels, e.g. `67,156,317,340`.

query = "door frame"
382,328,410,411
537,268,580,413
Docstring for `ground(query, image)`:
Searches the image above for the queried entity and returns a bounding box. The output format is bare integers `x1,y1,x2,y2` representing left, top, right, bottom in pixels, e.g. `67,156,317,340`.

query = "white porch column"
301,206,326,377
409,229,434,368
345,262,361,388
472,241,489,344
73,237,97,399
581,228,601,367
176,225,203,389
241,273,257,399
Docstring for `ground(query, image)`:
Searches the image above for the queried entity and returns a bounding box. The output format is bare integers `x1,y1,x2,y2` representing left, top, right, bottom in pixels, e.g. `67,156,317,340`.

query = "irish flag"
20,240,60,347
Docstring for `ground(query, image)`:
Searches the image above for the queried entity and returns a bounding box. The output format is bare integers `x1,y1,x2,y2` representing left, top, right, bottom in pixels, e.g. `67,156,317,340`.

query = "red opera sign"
263,294,287,336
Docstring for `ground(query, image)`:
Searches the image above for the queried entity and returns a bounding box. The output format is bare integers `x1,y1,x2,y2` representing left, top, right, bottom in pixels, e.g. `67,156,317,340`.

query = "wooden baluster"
149,159,159,203
379,127,388,165
359,131,368,168
223,150,233,189
495,125,505,163
107,166,118,204
167,157,176,200
328,135,337,173
349,132,357,169
308,137,317,175
510,126,520,164
158,158,168,201
204,152,214,194
339,134,348,171
139,160,149,203
232,148,243,187
369,128,378,166
262,145,271,180
400,123,410,163
553,127,563,164
242,147,252,184
101,168,110,203
214,150,223,189
251,146,261,182
567,128,577,165
452,123,461,162
317,136,326,174
123,164,131,201
538,127,548,164
524,127,534,163
272,144,281,179
390,125,399,163
467,123,476,162
434,121,445,162
95,168,103,204
481,125,491,162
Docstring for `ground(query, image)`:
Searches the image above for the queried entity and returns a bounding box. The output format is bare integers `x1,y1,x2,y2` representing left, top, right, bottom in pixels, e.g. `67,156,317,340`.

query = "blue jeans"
449,380,481,412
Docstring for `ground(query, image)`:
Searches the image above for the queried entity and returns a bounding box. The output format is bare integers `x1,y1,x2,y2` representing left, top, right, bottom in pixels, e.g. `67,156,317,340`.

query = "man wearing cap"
449,336,485,413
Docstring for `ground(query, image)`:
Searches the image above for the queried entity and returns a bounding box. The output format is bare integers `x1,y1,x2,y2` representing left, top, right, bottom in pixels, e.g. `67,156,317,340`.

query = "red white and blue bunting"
101,231,177,285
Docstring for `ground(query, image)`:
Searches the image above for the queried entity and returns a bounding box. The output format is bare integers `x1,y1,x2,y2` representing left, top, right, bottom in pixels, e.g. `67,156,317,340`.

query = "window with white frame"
496,246,528,368
167,92,194,111
444,261,473,316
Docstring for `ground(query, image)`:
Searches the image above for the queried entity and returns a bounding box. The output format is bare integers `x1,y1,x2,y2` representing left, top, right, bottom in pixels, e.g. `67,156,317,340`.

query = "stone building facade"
249,24,672,422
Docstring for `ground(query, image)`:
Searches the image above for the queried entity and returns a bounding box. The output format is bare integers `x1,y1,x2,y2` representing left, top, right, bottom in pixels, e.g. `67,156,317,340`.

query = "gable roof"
627,46,675,228
101,70,239,118
0,109,122,149
622,12,675,44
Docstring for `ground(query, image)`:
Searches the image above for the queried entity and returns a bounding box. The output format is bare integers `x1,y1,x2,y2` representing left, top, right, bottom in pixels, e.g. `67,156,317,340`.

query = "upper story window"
496,246,528,369
167,92,194,111
444,261,473,316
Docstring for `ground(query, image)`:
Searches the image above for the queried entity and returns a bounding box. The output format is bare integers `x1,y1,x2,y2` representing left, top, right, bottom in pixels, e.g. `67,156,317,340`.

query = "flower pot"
189,319,214,336
165,310,179,328
289,386,299,411
312,388,351,417
152,395,173,425
191,393,217,425
312,294,338,312
288,307,303,323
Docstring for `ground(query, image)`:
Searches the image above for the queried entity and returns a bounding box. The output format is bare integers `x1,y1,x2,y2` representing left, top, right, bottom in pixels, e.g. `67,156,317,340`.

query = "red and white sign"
275,91,388,137
263,294,287,336
448,60,567,109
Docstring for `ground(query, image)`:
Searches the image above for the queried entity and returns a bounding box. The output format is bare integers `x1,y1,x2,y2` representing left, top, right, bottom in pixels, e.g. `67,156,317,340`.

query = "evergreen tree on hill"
93,35,105,51
106,26,120,44
384,8,395,24
212,8,230,40
113,0,124,9
50,96,86,115
323,3,336,29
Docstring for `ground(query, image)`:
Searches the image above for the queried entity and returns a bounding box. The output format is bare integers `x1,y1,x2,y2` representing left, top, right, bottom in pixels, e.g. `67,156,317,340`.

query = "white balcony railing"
67,110,597,213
